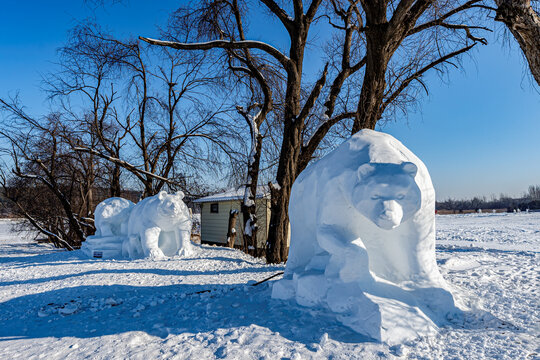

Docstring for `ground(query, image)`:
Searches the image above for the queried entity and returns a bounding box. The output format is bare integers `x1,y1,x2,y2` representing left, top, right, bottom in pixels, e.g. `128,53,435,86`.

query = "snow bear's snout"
163,201,180,216
376,200,403,229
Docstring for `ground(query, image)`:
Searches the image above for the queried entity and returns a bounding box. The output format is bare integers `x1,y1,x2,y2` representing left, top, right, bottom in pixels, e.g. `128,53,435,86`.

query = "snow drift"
272,129,457,345
82,191,192,259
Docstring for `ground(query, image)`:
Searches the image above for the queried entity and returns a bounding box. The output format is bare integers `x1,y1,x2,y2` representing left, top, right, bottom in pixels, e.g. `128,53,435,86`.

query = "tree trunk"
241,206,259,255
86,177,94,218
241,131,263,257
353,22,390,133
264,42,305,263
226,209,239,248
495,0,540,86
142,180,154,198
266,125,301,263
354,71,387,131
264,15,306,263
250,223,259,256
110,164,122,197
266,182,291,263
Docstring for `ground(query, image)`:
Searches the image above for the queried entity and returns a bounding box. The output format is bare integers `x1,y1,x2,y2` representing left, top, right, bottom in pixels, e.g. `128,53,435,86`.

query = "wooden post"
226,209,239,248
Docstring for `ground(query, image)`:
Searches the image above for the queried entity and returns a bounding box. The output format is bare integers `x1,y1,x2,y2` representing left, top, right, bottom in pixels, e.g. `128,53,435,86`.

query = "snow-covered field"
0,213,538,359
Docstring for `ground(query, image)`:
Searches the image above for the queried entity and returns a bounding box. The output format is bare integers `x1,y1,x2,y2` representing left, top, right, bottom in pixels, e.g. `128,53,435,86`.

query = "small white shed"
193,186,271,249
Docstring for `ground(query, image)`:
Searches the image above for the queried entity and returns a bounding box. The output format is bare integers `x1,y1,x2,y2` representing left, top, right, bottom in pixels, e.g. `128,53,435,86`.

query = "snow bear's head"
98,198,130,219
95,197,134,222
352,162,421,230
156,191,186,220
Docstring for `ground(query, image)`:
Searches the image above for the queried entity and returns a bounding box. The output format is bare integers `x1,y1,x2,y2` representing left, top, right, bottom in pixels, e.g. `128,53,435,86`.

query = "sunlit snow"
0,212,538,359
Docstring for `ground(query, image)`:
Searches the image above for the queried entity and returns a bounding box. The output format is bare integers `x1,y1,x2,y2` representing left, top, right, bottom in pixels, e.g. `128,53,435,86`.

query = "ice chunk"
58,304,78,315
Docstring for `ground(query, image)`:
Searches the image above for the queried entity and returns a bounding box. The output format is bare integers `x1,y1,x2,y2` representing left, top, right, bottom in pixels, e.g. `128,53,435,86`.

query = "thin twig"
251,271,284,286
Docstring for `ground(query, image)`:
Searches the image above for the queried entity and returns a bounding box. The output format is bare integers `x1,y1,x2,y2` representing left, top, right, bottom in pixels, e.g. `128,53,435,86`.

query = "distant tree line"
436,185,540,212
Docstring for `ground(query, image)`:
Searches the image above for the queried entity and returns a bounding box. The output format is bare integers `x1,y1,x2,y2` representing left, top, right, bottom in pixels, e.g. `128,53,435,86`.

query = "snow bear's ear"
158,191,168,201
401,162,418,177
175,191,185,200
357,163,375,180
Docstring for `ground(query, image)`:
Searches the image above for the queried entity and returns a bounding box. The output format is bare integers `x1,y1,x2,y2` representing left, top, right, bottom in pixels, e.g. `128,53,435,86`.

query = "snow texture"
82,191,192,260
272,129,456,345
0,213,538,359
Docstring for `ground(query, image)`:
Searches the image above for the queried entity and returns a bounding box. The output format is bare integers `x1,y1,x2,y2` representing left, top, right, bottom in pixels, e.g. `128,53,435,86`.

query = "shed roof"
193,185,270,203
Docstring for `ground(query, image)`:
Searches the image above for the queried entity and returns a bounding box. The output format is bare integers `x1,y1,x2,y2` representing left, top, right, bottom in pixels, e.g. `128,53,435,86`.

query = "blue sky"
1,1,539,200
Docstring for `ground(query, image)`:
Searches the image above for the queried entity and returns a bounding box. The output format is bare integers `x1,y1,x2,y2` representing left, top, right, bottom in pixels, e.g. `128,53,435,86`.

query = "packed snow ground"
0,213,538,359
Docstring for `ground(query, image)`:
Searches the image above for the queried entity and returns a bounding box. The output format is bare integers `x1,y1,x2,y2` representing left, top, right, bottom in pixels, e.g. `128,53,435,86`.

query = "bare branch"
382,43,477,113
409,0,485,35
13,201,74,251
297,64,329,123
73,146,178,185
139,37,292,71
259,0,294,32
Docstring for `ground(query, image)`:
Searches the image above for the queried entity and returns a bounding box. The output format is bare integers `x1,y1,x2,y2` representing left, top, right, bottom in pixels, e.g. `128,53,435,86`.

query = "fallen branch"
182,271,284,298
251,271,284,286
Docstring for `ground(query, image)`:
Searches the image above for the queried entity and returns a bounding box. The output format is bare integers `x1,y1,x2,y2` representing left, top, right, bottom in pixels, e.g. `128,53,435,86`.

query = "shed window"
210,203,219,213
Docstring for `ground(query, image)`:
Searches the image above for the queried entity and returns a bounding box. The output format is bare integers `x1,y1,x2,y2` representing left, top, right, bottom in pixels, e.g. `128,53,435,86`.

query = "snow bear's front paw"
149,249,165,260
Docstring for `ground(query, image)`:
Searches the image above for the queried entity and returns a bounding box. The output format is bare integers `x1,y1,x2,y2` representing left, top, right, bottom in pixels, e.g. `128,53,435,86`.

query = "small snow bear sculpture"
122,191,192,259
94,197,135,237
272,129,457,345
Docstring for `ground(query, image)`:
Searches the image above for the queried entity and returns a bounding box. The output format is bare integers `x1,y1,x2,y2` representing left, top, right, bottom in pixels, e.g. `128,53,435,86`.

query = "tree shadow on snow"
0,242,63,257
0,245,267,268
0,282,372,345
0,250,85,267
436,244,537,257
0,280,516,347
0,265,283,287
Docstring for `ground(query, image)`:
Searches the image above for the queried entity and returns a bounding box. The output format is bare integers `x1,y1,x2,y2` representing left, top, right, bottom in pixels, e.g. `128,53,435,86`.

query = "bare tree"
52,23,239,199
0,21,244,248
167,0,284,256
0,100,96,249
46,23,132,198
142,0,488,263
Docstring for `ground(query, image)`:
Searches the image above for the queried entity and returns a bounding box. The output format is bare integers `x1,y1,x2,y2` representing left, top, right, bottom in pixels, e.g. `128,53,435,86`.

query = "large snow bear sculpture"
122,191,193,259
81,198,135,258
272,129,457,345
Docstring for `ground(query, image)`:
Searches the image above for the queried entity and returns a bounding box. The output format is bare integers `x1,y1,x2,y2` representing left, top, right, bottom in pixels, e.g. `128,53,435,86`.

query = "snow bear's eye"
397,194,405,200
371,195,381,200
